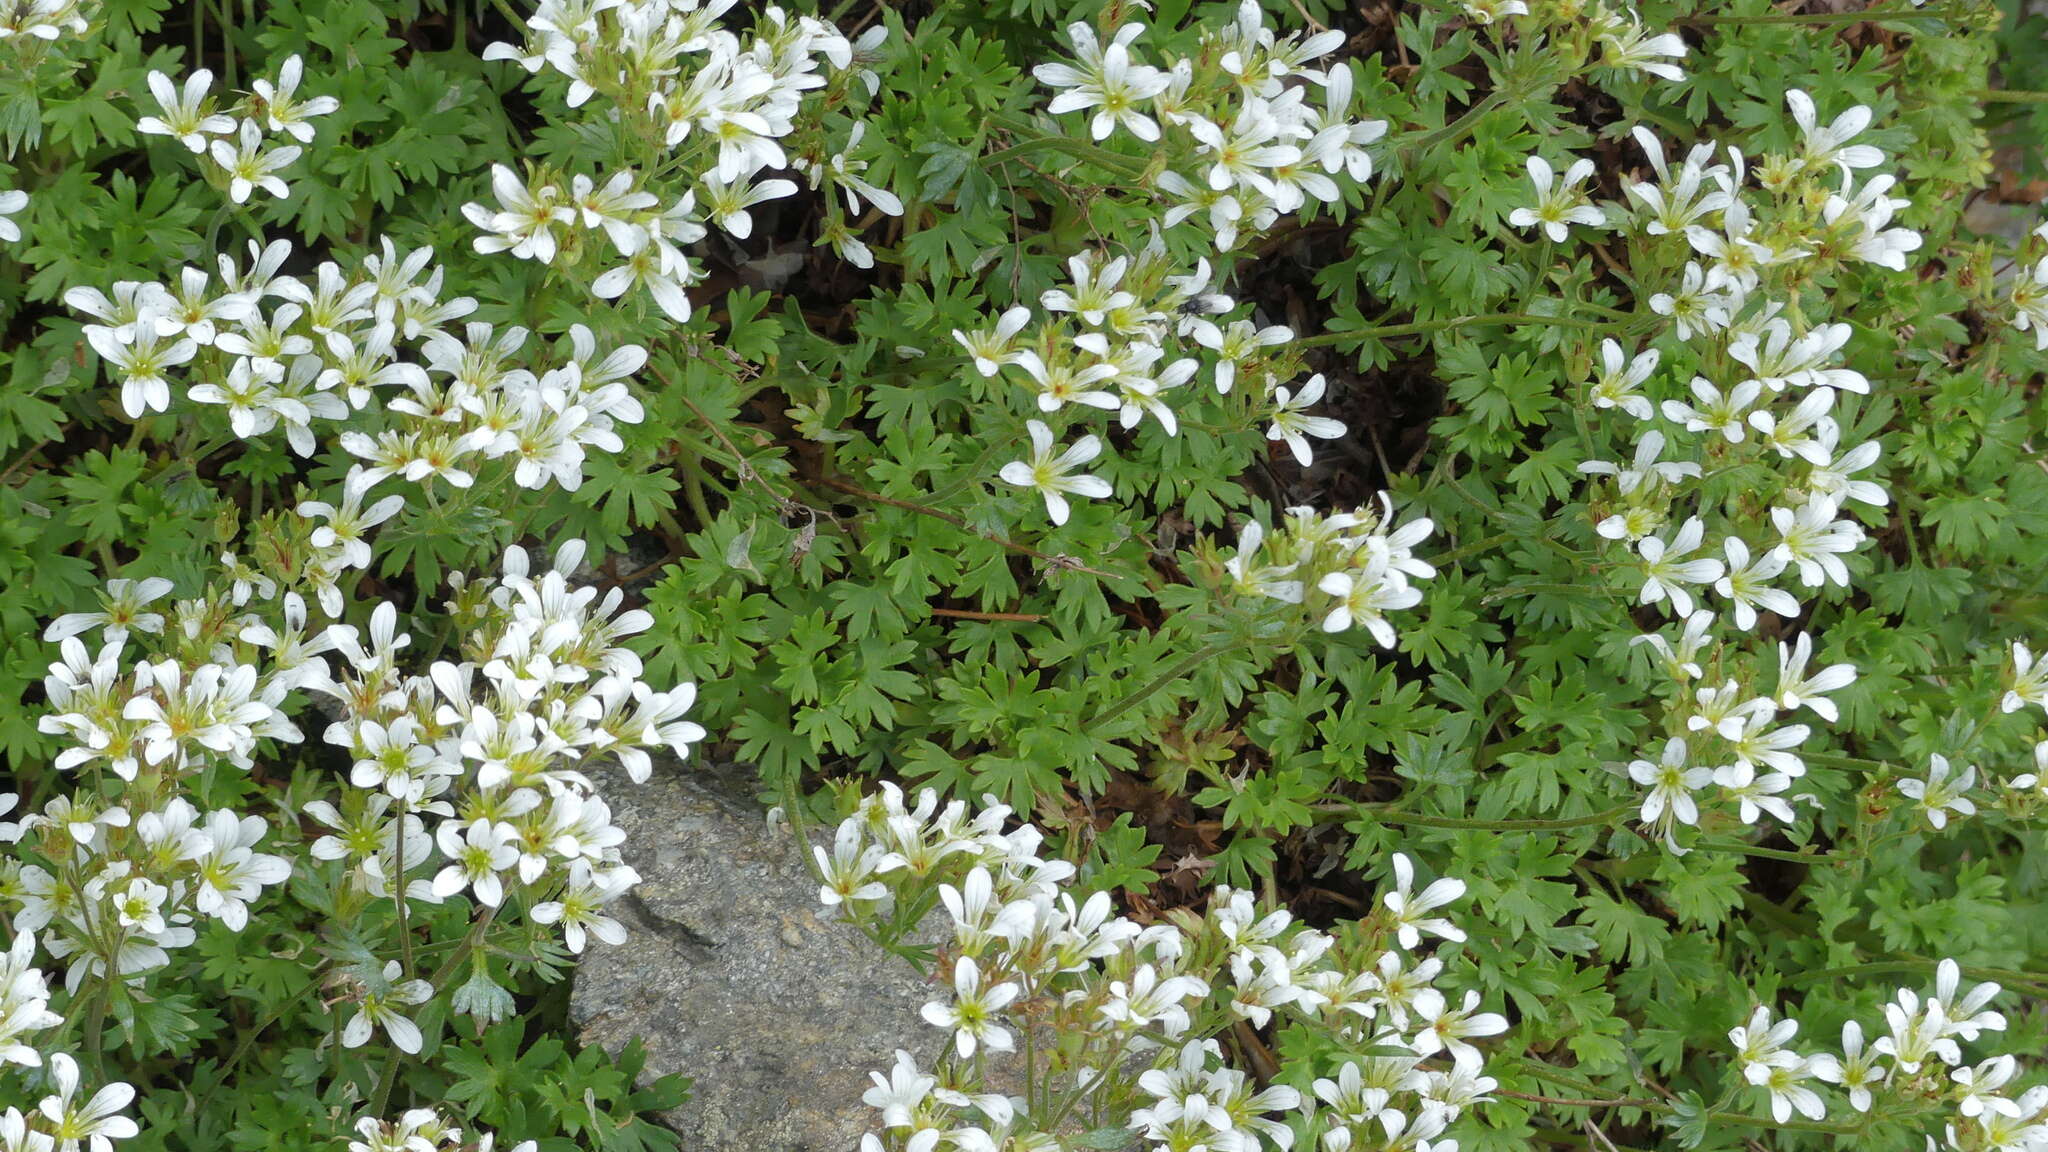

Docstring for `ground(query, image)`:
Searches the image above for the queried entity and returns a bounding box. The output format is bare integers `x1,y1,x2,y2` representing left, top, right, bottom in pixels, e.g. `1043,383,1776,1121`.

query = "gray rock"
570,759,941,1152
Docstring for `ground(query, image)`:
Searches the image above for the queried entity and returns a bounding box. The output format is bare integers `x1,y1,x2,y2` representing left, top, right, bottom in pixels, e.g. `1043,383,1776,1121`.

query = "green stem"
1297,311,1616,349
1407,87,1514,154
984,115,1150,181
368,1048,403,1118
1785,958,2048,993
1086,639,1239,730
1480,581,1622,605
1683,3,1964,23
393,810,415,978
1694,839,1845,865
369,906,501,1118
80,976,113,1069
1979,90,2048,103
190,973,322,1120
1319,801,1634,831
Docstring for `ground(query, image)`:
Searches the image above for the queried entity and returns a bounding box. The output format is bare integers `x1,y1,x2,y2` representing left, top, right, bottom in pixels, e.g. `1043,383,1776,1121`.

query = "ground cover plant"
0,0,2045,1149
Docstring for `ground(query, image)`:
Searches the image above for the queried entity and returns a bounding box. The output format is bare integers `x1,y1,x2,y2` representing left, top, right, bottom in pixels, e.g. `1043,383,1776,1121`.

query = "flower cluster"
817,784,1503,1152
0,0,91,47
0,1053,138,1152
0,932,138,1152
69,235,647,506
1035,2,1386,254
2006,221,2048,351
310,538,702,979
1565,91,1920,846
1893,640,2048,830
1727,961,2044,1151
346,1109,533,1152
470,0,897,317
1620,631,1855,848
976,237,1352,526
135,58,335,204
6,531,701,1152
1223,496,1437,648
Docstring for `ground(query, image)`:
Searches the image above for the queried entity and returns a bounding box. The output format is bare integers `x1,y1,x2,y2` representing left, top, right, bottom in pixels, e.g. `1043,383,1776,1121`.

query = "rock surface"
570,758,940,1152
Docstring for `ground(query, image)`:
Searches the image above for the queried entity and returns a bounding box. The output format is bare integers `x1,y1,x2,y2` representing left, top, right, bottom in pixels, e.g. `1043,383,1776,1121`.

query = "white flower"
1661,376,1761,443
1011,348,1119,412
188,810,291,931
998,420,1112,526
920,956,1019,1058
1775,633,1856,722
1807,1021,1885,1112
209,119,302,204
0,932,62,1068
342,961,434,1054
1631,610,1715,682
529,861,636,953
939,867,1038,951
1728,320,1865,394
1755,1058,1827,1123
1382,852,1466,950
1768,499,1862,588
463,164,571,264
1637,517,1723,618
0,189,24,244
1723,771,1797,825
862,1050,936,1131
2011,255,2048,350
591,234,697,323
1931,958,2006,1040
136,69,235,152
36,1053,138,1152
1728,1005,1800,1082
1101,964,1208,1038
89,323,198,419
1594,12,1686,82
1897,754,1976,830
1035,23,1172,142
1785,90,1885,173
1749,388,1838,463
818,218,875,269
1411,989,1507,1061
43,577,174,643
1186,101,1302,196
1588,339,1657,419
814,123,902,219
1648,261,1733,341
1460,0,1529,21
1578,429,1698,497
1266,374,1346,466
252,54,340,142
1951,1057,2022,1121
1626,128,1731,235
1224,520,1303,603
1728,716,1810,781
814,819,890,907
953,307,1031,377
1628,737,1711,839
1804,428,1888,510
1507,155,1605,242
1316,567,1421,646
1039,253,1136,328
432,819,521,907
700,175,797,240
0,791,21,845
107,877,167,936
2004,642,2048,715
1714,537,1798,630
